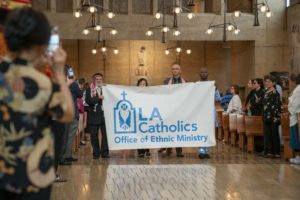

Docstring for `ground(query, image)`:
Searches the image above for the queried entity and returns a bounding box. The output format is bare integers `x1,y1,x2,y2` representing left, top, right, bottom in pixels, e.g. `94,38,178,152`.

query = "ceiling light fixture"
233,0,272,26
205,0,240,42
146,0,195,43
75,0,118,43
91,38,119,56
165,41,192,55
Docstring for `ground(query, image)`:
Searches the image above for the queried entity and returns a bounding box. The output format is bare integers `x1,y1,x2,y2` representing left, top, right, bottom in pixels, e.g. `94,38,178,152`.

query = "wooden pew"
237,114,246,150
217,109,223,140
229,114,237,146
222,113,229,143
245,116,263,153
281,113,293,161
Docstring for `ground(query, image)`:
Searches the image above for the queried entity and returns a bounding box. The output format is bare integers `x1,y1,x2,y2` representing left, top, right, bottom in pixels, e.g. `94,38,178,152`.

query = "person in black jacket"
245,79,255,115
249,78,265,116
85,73,109,159
61,65,83,163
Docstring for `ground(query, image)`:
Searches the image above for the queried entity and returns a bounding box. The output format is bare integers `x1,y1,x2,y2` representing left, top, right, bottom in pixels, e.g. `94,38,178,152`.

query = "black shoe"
158,148,166,153
177,154,184,158
138,154,145,158
59,160,72,165
266,153,273,158
257,151,267,157
65,157,78,162
93,156,100,159
198,153,205,159
166,149,172,155
273,154,281,159
204,154,211,159
101,155,110,159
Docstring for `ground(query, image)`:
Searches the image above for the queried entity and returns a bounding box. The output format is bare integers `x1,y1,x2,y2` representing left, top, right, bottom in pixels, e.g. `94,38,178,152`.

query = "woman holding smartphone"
0,8,73,199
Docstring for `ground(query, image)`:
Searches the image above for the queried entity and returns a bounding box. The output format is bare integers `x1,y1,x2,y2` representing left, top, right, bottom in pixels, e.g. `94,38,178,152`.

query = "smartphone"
47,26,59,56
67,66,74,79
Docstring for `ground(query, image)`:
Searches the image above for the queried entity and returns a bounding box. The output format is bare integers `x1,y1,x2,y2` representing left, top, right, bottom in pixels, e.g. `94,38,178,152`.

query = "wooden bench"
245,116,263,153
222,113,229,143
217,110,223,140
281,113,293,161
229,114,237,146
237,114,246,150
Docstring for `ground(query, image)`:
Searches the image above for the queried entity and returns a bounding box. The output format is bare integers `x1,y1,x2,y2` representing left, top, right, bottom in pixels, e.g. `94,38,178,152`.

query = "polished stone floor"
51,142,300,200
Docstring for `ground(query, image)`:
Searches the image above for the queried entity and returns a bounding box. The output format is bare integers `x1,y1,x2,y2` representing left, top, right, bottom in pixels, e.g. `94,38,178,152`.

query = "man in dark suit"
85,73,109,159
158,63,185,157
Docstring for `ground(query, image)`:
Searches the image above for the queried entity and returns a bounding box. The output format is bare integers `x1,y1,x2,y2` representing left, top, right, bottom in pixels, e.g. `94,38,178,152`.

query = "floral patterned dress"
0,58,66,193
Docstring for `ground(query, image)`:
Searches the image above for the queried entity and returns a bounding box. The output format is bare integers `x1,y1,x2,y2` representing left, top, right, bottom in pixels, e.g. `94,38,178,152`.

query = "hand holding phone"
47,26,60,56
67,67,74,79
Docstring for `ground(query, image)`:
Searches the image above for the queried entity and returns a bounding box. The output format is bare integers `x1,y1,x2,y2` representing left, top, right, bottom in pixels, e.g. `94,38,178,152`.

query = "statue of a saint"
136,46,148,77
138,46,146,66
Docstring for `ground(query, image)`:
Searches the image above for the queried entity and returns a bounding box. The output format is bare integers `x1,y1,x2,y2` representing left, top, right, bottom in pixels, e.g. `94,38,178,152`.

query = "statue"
138,46,146,66
135,46,148,77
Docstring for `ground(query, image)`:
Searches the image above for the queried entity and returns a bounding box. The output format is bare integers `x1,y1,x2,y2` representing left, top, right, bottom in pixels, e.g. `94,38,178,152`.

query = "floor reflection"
51,142,300,200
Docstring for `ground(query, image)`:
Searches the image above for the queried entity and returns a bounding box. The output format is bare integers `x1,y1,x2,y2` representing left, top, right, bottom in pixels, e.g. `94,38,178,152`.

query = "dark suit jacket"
85,87,104,125
163,77,185,85
69,81,83,120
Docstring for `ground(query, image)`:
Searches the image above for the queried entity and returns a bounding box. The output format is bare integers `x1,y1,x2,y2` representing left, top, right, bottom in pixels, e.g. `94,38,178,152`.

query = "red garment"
77,98,84,113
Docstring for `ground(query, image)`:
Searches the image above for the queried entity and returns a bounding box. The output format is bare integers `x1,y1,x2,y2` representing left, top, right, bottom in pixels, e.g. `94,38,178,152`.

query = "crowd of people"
0,7,300,200
69,60,300,163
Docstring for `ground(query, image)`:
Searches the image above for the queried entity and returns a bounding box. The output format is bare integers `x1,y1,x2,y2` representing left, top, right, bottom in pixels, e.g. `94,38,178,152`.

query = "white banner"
102,81,216,150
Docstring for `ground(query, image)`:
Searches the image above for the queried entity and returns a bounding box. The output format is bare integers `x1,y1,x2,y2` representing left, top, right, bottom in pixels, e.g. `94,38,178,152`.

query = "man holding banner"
198,68,221,159
158,63,186,157
85,73,109,159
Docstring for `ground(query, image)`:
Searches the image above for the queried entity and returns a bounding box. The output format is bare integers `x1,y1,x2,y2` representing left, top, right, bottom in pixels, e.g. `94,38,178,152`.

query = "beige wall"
45,0,289,80
254,0,289,77
288,4,300,74
63,39,254,96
